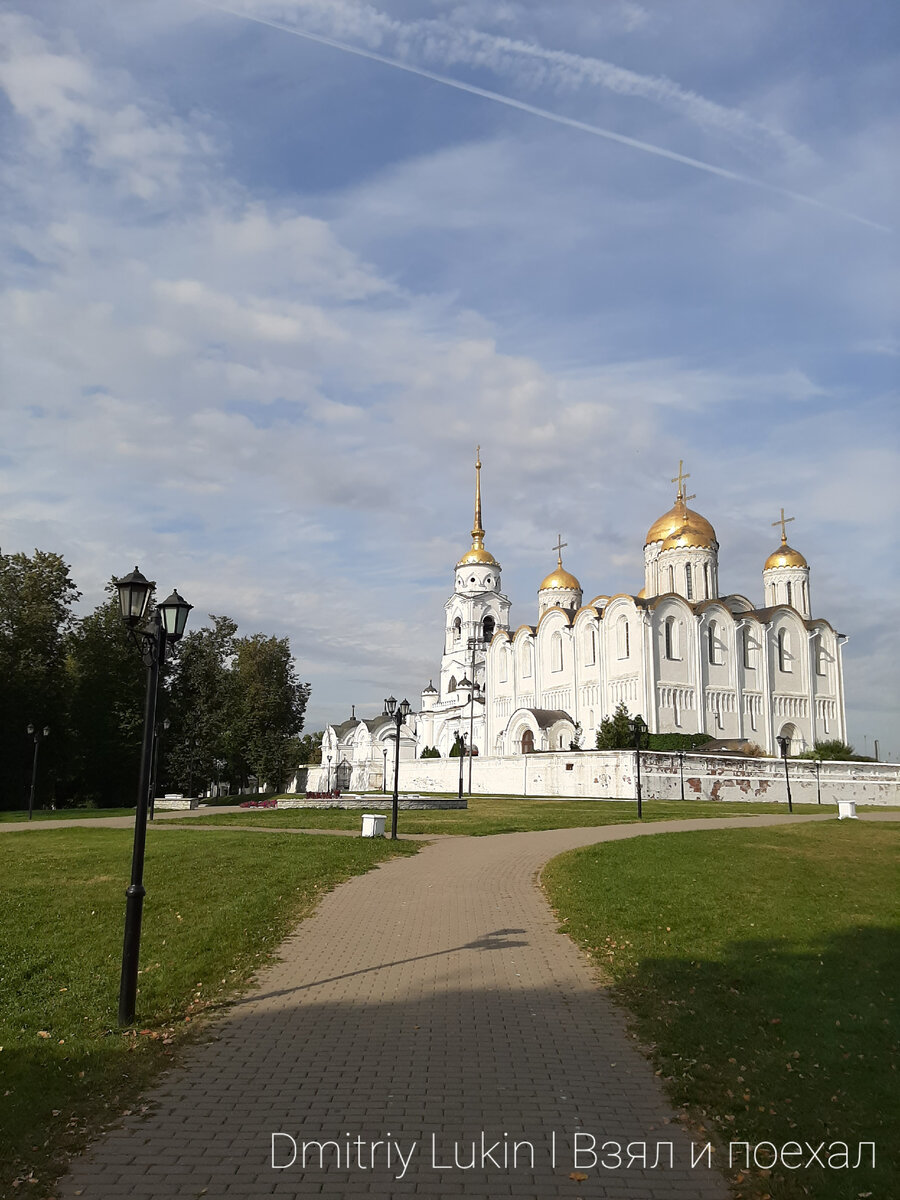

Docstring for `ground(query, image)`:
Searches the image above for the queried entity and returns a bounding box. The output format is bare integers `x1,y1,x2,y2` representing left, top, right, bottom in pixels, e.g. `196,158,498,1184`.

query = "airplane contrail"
196,0,891,234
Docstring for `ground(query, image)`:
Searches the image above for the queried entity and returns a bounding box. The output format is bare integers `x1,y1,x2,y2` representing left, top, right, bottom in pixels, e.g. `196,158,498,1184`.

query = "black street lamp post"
115,567,192,1026
382,747,387,793
457,732,466,800
26,724,50,820
678,749,685,802
465,636,485,795
383,695,411,840
326,755,333,794
776,735,793,813
630,714,648,819
815,757,821,805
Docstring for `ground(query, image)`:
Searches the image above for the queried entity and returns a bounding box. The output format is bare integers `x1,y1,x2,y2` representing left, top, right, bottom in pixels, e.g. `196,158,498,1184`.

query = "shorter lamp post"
26,724,50,820
776,735,793,813
678,749,685,802
149,716,170,822
815,757,821,805
456,732,466,800
629,714,648,819
383,695,411,840
115,566,192,1026
382,747,387,793
326,754,333,794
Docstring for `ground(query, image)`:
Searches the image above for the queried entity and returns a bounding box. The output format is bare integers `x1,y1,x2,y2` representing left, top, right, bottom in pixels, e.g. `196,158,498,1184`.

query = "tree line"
0,549,311,810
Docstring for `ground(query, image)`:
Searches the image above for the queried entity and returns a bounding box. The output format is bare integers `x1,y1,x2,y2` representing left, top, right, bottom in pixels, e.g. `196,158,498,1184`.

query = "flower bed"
239,797,278,809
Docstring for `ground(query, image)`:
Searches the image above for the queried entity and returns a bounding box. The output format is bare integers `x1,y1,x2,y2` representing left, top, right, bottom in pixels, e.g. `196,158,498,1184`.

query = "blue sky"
1,0,898,756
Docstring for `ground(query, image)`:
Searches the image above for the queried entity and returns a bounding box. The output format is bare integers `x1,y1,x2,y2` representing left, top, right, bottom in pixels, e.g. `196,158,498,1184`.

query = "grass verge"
542,821,900,1200
171,795,835,836
0,827,416,1197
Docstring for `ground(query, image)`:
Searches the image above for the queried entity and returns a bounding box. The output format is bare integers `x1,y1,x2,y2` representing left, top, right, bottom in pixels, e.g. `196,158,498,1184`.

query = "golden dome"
646,497,717,549
637,586,646,598
458,545,498,567
661,525,715,551
765,543,808,570
540,563,581,592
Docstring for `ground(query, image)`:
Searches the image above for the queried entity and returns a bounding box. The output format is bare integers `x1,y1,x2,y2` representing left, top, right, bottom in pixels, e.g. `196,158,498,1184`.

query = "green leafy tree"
231,633,310,791
296,730,324,764
0,550,80,809
595,701,634,750
420,745,441,758
798,739,855,761
165,616,238,796
63,581,149,807
569,722,583,750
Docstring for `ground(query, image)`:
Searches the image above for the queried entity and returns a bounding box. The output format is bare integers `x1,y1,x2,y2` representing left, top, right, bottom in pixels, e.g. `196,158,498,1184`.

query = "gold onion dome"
765,543,808,570
647,499,717,548
457,445,498,568
540,561,581,591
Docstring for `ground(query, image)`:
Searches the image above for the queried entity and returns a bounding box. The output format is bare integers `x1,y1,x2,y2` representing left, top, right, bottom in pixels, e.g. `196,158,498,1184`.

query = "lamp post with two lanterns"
383,695,411,840
115,567,192,1026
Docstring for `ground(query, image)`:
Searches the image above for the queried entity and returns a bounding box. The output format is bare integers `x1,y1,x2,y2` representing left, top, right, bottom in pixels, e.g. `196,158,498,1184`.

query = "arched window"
668,565,675,593
521,729,535,754
499,645,509,683
786,580,793,607
585,626,597,665
802,581,808,612
448,675,457,692
551,631,563,672
521,640,533,678
617,616,630,659
452,616,462,643
815,635,826,676
777,629,792,672
685,563,693,600
482,615,495,643
704,563,710,599
742,627,754,670
708,620,722,665
664,616,675,660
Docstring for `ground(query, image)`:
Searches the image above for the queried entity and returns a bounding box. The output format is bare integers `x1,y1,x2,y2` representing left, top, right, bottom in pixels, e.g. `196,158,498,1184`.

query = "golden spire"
472,444,484,546
457,445,498,567
772,507,795,545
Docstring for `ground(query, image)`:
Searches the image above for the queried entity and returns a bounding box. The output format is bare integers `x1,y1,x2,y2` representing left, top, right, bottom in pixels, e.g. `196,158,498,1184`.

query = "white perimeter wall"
395,751,900,806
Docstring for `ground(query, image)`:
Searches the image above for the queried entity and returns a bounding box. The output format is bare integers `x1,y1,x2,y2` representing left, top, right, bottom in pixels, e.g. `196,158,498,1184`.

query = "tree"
63,581,149,807
231,634,310,791
0,550,80,809
798,739,855,761
296,731,324,764
165,616,238,795
595,701,633,750
420,745,440,758
569,722,583,750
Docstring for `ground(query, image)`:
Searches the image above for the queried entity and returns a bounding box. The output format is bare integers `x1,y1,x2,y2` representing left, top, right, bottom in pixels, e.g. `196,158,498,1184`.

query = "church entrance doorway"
521,729,535,754
336,758,352,791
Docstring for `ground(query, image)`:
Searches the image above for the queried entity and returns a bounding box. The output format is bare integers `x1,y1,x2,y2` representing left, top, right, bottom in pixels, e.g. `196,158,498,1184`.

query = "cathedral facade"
415,454,848,759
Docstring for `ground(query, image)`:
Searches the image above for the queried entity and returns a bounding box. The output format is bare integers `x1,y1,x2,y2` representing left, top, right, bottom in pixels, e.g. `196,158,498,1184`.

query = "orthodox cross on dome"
773,507,795,545
552,533,568,565
671,460,695,504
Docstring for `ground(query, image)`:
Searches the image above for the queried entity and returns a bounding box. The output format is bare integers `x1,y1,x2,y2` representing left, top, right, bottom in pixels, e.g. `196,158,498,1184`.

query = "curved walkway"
57,813,883,1199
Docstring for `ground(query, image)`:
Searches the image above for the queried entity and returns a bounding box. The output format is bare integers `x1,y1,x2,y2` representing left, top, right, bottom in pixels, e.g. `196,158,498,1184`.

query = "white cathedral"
320,452,848,781
413,451,847,761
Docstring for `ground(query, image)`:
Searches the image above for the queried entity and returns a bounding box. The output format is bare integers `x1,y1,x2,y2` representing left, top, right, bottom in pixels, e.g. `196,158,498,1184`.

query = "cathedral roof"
764,543,808,570
526,708,575,729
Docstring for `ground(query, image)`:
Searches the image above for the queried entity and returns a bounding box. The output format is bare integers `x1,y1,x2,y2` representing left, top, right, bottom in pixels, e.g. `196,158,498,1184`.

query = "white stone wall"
396,750,900,806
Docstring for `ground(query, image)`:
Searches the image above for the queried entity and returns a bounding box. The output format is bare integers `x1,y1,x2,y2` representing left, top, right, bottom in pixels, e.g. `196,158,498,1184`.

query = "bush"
420,746,441,758
645,732,713,752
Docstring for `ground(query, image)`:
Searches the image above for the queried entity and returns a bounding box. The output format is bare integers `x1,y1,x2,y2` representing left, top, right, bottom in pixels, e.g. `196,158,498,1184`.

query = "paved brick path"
55,813,885,1199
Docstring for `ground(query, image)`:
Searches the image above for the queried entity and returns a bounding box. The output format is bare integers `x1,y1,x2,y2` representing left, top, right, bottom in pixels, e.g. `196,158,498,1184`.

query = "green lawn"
0,827,416,1197
0,807,136,822
543,821,900,1200
171,794,837,836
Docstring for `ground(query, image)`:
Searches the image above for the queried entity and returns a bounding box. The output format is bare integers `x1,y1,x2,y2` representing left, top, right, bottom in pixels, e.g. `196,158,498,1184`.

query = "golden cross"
671,460,690,499
772,507,795,544
552,533,567,562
